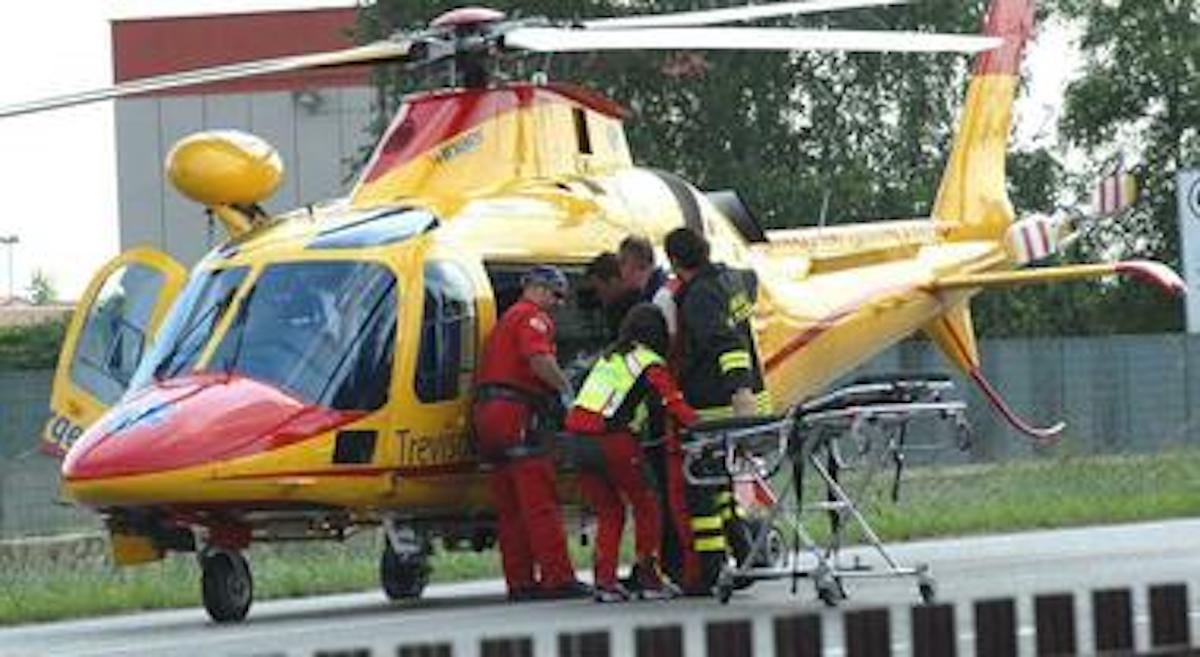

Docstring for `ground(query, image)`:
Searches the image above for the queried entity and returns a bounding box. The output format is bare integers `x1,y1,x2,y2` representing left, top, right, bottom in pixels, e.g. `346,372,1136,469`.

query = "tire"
732,517,786,569
380,541,429,601
201,551,253,623
919,581,937,605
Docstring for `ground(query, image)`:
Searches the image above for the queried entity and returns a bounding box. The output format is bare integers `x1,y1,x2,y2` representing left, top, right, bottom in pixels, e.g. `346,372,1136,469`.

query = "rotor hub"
430,7,506,30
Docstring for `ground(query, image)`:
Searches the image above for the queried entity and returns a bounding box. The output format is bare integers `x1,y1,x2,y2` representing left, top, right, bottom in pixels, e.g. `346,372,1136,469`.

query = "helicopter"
4,0,1183,623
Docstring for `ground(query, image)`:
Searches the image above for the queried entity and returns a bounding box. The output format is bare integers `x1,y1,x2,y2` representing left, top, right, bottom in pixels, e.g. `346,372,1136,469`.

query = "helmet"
521,265,569,296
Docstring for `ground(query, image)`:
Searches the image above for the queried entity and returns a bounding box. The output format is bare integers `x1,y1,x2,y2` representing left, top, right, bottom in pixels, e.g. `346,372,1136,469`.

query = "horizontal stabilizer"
928,261,1186,296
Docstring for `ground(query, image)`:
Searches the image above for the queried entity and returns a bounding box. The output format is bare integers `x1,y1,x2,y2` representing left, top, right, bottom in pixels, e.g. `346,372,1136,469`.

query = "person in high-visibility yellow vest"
565,303,699,603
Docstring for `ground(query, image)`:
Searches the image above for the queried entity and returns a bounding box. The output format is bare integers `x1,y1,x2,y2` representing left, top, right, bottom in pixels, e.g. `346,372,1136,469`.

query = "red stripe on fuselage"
973,0,1035,76
63,374,363,481
359,83,629,184
762,282,928,374
215,463,479,480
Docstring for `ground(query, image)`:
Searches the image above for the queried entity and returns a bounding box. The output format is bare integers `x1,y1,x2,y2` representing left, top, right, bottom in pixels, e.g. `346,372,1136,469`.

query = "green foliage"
1051,0,1200,333
26,270,57,306
0,318,67,370
355,0,991,227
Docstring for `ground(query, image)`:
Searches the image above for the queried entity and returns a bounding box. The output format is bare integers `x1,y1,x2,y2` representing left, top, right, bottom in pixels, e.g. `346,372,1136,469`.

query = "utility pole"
0,235,17,302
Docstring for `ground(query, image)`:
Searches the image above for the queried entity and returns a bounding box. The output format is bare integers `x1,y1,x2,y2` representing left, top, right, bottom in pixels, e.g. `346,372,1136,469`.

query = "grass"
2,448,1199,625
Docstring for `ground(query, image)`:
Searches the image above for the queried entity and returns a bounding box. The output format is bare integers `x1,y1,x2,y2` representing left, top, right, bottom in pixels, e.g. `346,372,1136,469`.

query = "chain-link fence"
2,333,1199,540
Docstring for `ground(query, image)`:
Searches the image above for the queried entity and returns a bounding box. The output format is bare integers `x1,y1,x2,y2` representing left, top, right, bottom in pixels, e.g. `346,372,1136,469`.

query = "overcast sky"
0,1,1076,301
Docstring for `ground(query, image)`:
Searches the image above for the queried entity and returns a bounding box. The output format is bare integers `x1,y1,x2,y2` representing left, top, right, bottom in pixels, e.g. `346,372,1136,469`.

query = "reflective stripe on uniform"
718,350,752,373
691,515,723,531
696,390,773,421
694,535,728,552
697,405,734,421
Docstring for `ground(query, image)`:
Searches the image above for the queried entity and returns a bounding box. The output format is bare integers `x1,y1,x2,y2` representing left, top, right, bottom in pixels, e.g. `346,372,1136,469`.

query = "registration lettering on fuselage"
395,429,475,468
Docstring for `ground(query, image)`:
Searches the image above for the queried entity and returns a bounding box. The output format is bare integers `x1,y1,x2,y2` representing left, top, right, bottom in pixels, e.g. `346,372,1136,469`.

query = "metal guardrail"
232,583,1194,657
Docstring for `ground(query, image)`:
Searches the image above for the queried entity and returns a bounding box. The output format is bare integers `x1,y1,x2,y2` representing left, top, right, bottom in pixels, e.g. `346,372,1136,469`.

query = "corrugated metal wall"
3,333,1199,538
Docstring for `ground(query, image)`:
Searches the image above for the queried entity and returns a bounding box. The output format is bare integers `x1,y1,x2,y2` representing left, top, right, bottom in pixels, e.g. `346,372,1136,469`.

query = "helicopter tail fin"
924,301,1064,443
931,0,1035,242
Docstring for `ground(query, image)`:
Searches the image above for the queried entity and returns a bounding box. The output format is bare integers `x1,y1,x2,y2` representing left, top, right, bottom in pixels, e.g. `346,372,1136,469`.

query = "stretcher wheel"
919,581,937,605
816,577,845,607
715,570,735,605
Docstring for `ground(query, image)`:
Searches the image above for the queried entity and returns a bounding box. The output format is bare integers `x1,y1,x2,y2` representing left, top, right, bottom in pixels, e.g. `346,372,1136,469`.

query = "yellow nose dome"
166,130,283,207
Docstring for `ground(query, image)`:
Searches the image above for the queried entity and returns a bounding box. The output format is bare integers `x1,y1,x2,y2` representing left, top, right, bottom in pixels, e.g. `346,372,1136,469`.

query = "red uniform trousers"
576,430,661,589
473,398,575,592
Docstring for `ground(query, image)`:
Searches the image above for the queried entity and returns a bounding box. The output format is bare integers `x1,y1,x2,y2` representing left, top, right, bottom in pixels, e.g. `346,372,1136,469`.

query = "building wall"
115,87,376,265
111,7,378,268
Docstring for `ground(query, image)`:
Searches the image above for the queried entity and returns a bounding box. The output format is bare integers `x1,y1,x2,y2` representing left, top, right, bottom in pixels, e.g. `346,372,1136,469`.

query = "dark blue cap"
522,265,569,295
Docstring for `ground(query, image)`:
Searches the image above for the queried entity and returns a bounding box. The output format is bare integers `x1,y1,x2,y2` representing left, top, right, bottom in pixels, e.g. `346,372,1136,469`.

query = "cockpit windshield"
131,266,249,389
130,261,397,412
209,261,397,411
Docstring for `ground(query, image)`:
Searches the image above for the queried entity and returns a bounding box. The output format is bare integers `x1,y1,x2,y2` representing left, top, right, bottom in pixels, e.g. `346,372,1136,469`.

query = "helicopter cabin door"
483,262,610,372
403,259,482,470
42,248,186,456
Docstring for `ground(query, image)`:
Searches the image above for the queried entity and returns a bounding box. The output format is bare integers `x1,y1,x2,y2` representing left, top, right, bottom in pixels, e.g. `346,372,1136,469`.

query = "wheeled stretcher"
681,374,970,605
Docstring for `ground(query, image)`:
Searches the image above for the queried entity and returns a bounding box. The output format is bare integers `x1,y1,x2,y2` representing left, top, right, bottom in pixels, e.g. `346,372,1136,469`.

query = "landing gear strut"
381,520,431,601
200,550,253,623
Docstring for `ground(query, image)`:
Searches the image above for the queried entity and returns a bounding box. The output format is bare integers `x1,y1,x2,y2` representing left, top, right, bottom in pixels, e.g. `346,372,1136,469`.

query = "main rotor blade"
583,0,907,29
507,26,1001,55
0,40,413,119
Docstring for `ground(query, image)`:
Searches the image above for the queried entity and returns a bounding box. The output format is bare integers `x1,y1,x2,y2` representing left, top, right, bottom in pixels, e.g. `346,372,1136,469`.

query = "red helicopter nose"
62,373,358,486
430,7,506,29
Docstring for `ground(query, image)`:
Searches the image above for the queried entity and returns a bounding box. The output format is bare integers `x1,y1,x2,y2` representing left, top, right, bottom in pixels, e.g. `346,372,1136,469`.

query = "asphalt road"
1,519,1197,657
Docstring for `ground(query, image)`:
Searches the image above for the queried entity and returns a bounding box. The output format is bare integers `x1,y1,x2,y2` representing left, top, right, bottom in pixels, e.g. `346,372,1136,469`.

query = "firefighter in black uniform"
664,227,770,593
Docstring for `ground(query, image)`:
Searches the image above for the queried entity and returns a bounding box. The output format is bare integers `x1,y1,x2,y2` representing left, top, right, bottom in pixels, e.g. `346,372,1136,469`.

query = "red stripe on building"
112,8,370,96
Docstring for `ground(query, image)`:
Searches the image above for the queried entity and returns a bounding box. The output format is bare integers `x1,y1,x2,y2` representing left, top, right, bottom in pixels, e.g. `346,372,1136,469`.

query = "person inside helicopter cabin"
617,235,678,339
665,226,770,593
471,265,590,602
565,303,698,602
585,251,639,340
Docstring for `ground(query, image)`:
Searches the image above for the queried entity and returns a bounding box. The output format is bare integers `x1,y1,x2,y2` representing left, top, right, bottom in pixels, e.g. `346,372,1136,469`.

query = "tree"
27,269,57,306
354,2,1078,334
354,1,1005,227
1051,0,1199,333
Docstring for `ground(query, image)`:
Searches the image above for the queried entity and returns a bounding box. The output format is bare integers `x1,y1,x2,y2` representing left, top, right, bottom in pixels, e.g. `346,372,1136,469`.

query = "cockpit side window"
416,261,477,403
71,264,166,405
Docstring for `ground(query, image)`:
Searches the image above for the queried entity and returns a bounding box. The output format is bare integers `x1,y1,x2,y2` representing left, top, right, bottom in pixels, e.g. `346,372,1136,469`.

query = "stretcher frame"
681,374,970,606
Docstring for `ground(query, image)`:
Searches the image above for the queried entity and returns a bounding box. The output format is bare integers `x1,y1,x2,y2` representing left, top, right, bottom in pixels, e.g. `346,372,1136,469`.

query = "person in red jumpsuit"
472,265,589,601
565,303,698,602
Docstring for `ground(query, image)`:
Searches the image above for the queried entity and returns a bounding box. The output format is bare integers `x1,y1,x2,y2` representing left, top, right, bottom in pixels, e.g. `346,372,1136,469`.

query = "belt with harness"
472,382,561,463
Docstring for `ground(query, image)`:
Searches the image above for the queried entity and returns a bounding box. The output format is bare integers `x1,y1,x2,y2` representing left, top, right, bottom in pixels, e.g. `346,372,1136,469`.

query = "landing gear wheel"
201,550,253,623
380,540,429,600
